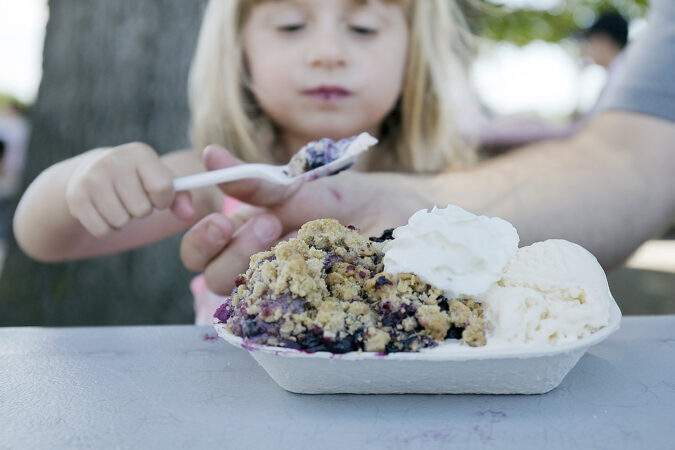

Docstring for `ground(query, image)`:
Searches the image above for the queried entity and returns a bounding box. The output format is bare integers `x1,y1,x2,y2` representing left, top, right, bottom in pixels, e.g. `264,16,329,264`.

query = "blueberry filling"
257,294,306,316
329,337,356,354
402,303,417,316
242,319,264,337
213,299,234,323
369,228,395,243
446,326,464,340
381,311,405,327
234,275,247,287
380,302,415,328
375,275,392,288
323,252,342,272
286,137,355,176
298,328,329,353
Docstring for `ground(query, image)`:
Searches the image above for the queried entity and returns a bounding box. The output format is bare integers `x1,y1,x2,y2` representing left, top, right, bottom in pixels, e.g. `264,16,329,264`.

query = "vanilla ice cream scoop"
383,205,519,298
483,239,612,345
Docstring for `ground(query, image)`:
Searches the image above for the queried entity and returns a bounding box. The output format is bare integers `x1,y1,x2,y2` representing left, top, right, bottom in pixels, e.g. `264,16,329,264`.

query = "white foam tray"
214,300,621,394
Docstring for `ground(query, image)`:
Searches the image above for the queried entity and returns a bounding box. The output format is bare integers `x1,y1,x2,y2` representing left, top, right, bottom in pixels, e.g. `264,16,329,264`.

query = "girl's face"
243,0,409,149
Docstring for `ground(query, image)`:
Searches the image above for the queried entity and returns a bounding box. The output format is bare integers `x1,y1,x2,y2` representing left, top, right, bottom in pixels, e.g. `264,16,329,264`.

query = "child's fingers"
90,184,131,229
137,158,175,210
180,213,236,272
202,214,283,295
65,181,111,237
113,175,152,219
74,200,112,238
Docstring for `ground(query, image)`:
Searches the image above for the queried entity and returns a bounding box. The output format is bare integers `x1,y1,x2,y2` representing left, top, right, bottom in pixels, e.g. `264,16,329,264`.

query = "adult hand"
180,146,432,295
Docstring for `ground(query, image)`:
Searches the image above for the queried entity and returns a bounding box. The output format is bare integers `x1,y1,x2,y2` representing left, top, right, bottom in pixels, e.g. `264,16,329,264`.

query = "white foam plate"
214,299,621,394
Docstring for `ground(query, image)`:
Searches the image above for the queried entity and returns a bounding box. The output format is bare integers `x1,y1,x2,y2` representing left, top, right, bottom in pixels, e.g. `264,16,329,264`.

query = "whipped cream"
383,205,519,298
483,239,612,345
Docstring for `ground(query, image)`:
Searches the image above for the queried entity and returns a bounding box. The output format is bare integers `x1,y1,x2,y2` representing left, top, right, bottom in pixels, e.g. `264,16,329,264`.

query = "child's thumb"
202,145,241,171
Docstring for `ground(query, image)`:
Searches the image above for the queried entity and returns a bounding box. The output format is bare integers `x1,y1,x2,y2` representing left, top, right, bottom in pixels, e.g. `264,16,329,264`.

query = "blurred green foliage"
0,92,28,113
468,0,649,45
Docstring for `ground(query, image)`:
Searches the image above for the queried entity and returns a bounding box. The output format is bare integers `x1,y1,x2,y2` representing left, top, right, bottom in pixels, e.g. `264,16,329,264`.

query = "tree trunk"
0,0,208,325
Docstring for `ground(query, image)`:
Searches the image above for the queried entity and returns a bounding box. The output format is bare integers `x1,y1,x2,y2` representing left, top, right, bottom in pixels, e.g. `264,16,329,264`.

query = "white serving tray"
214,300,621,395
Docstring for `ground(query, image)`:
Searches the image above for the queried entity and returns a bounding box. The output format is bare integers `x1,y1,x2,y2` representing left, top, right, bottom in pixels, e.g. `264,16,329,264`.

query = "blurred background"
0,0,672,326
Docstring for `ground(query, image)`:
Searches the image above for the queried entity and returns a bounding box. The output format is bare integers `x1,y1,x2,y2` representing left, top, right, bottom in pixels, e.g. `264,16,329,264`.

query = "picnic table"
1,316,674,449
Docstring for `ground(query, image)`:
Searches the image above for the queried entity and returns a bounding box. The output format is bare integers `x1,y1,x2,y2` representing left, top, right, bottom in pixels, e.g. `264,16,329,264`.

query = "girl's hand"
180,146,431,295
65,142,194,237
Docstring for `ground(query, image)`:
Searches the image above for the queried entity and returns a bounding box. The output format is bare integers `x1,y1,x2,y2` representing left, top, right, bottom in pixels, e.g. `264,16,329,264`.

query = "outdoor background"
0,0,672,326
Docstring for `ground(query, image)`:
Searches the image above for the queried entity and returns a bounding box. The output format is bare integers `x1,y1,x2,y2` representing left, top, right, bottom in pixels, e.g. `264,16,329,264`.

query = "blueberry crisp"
214,219,486,353
284,137,355,177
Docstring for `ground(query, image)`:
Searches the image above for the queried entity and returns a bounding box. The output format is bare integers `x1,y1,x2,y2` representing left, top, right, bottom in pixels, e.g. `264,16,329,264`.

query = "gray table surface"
1,316,674,450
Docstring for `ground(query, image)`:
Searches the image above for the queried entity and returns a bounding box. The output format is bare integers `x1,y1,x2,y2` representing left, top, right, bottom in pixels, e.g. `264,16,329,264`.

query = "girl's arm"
14,144,222,262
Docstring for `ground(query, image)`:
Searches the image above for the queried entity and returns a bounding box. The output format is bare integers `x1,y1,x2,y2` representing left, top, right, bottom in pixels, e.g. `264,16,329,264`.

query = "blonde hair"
189,0,476,173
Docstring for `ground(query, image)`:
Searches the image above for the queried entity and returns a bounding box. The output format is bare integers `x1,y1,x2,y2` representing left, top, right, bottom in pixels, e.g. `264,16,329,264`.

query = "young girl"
14,0,477,323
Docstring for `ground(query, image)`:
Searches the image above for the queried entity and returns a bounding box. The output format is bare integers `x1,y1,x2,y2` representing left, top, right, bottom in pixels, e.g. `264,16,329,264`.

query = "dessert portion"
284,132,377,177
214,204,615,354
214,219,486,353
483,239,612,345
